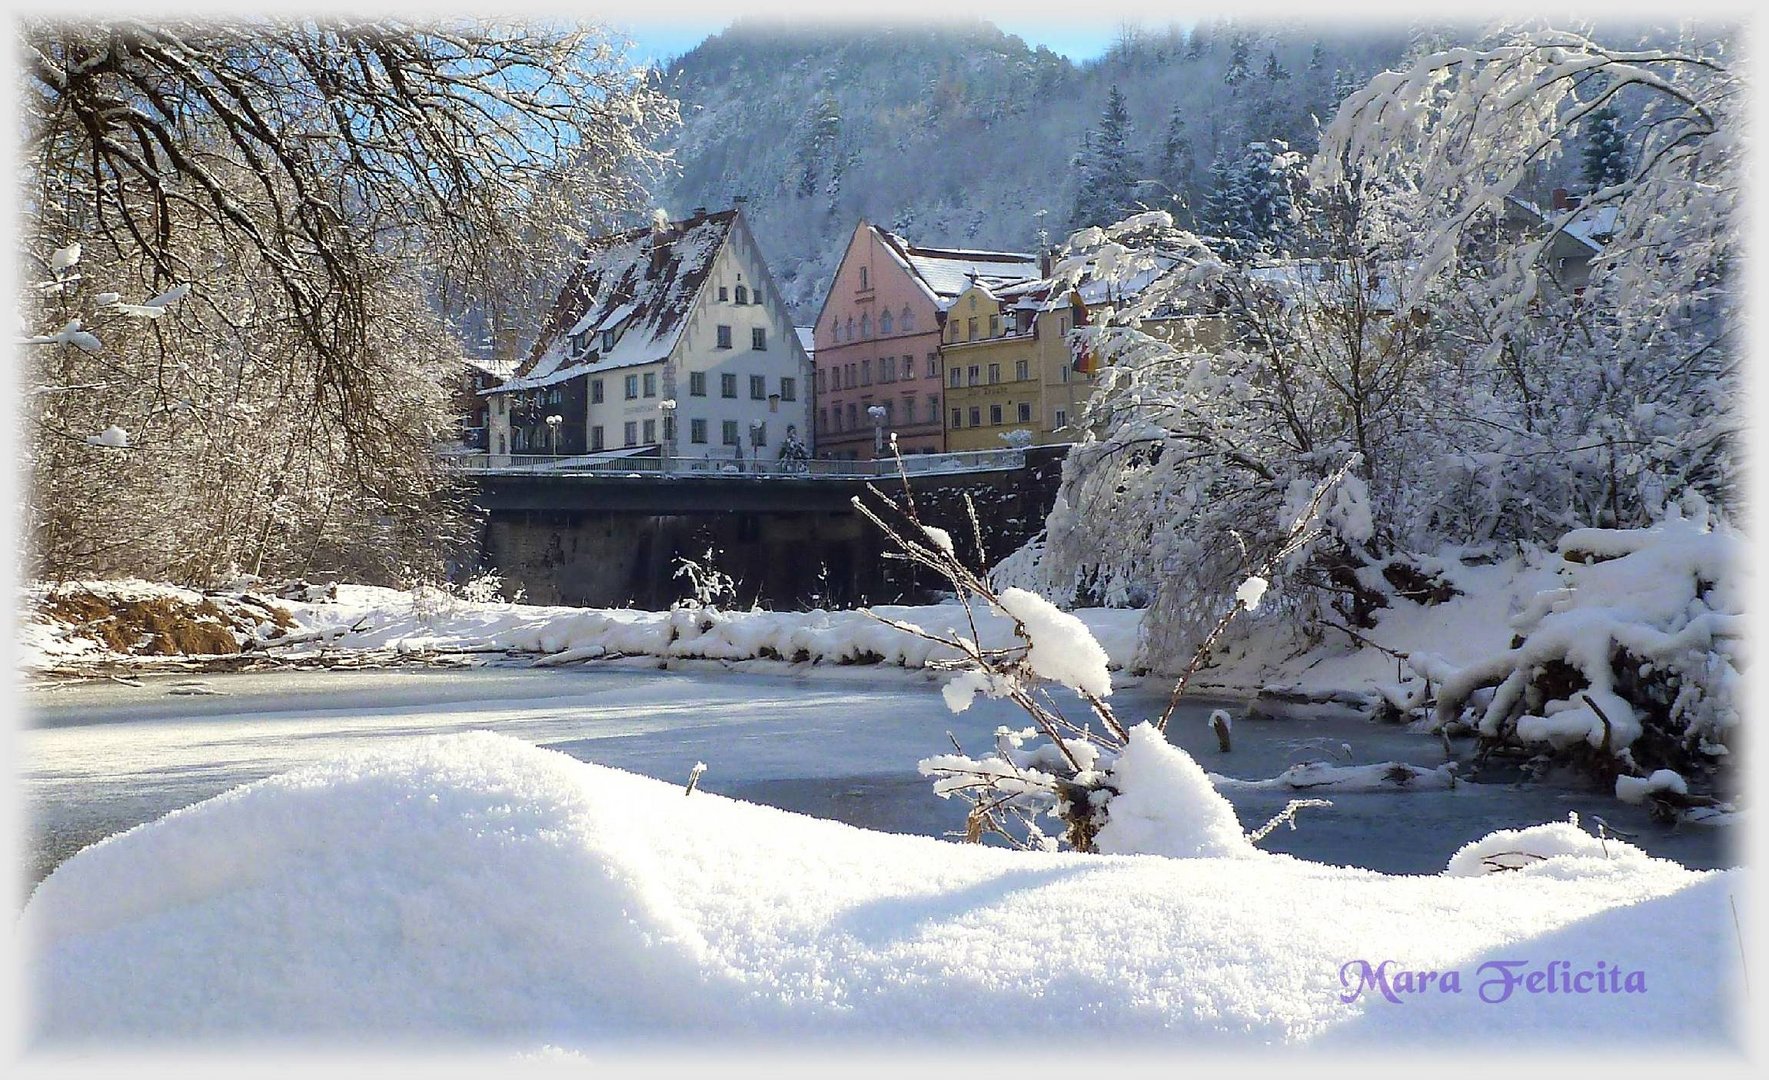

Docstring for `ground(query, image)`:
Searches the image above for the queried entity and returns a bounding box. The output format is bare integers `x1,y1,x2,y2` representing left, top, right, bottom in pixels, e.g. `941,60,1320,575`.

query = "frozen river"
21,662,1735,891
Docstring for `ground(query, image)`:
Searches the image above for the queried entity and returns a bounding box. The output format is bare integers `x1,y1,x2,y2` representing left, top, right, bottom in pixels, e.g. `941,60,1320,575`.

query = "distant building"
812,223,1039,459
485,206,813,463
457,356,516,449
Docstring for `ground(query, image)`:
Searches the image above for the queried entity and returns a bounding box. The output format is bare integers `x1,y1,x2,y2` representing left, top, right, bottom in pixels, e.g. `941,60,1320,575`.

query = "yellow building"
940,282,1093,451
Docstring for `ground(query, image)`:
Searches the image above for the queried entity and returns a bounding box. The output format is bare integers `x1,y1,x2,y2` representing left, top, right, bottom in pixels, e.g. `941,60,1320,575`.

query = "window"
903,307,916,332
722,420,739,446
967,317,978,341
814,369,824,394
846,363,856,386
951,407,963,428
989,315,1000,337
590,426,604,451
948,367,962,388
721,373,737,398
716,325,732,349
750,375,766,400
927,353,938,378
860,313,871,339
691,418,708,444
945,321,958,343
752,327,766,351
880,310,893,335
602,329,617,352
989,404,1003,425
735,284,749,305
642,418,656,443
1017,402,1032,423
1054,408,1068,429
624,374,638,400
846,403,857,428
968,406,981,427
494,396,505,414
967,365,980,386
751,421,767,447
845,316,854,340
1015,359,1029,381
882,356,895,383
623,421,638,446
927,393,939,417
901,396,915,423
861,359,872,386
591,379,604,404
689,371,706,397
780,376,797,402
829,367,840,391
859,266,869,291
642,372,657,398
817,409,827,434
988,363,1000,384
719,286,729,301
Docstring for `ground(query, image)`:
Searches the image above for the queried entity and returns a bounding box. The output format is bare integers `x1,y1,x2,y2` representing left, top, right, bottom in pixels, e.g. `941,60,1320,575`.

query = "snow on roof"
496,211,736,393
872,227,1041,310
794,326,815,355
1563,204,1620,249
462,355,517,380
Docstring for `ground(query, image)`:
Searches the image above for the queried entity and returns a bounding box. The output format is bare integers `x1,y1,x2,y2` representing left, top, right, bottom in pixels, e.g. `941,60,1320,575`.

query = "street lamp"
748,418,764,466
658,399,676,467
544,413,562,455
868,404,888,457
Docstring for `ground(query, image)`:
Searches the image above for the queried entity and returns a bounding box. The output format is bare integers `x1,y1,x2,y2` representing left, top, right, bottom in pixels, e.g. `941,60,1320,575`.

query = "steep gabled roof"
495,210,737,393
872,229,1041,310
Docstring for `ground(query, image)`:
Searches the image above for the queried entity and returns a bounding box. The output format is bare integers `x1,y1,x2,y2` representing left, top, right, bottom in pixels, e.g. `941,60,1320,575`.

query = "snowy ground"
20,727,1747,1053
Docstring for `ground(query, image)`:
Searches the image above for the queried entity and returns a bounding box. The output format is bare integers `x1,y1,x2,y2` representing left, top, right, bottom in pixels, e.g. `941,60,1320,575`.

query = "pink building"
812,223,1039,459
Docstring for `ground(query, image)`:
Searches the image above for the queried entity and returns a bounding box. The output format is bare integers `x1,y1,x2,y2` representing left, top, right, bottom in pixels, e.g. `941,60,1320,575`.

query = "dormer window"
601,329,617,352
735,284,749,305
719,285,729,302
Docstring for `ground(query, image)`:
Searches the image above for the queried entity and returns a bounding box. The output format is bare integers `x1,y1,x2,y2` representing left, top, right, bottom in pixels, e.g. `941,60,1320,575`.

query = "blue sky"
619,20,1125,68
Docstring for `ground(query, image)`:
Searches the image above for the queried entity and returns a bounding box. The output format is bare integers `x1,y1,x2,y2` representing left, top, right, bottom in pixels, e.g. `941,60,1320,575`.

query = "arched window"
859,313,871,339
734,284,749,305
845,316,855,341
901,306,915,332
880,309,893,335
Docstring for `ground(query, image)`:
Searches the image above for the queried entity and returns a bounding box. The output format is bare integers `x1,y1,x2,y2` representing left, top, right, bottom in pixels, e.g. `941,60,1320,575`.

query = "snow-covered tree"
1070,86,1140,229
23,19,676,584
1580,103,1631,192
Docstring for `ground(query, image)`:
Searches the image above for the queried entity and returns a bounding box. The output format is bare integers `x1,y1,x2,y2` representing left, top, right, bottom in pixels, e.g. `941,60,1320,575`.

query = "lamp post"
658,398,676,469
748,418,763,468
544,413,562,456
868,404,888,458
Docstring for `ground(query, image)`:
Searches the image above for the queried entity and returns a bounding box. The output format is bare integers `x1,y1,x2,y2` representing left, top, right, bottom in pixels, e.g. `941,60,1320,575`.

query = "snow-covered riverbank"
21,727,1744,1052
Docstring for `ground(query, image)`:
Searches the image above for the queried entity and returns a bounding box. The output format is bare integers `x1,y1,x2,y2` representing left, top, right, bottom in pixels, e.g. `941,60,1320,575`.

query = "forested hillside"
657,18,1419,320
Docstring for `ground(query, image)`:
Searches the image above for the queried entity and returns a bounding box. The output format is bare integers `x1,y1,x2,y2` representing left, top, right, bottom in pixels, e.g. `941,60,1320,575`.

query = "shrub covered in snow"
1417,505,1742,792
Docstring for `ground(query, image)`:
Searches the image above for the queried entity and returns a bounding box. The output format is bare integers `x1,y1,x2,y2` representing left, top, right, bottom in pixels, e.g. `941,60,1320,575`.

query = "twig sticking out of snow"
685,762,707,796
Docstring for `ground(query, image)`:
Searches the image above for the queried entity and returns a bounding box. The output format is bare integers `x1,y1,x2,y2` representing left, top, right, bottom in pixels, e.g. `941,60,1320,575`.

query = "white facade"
604,220,811,461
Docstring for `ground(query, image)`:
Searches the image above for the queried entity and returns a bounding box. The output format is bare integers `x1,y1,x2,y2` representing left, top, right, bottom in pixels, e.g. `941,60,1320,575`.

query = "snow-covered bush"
857,468,1330,854
1416,503,1741,792
1443,813,1655,876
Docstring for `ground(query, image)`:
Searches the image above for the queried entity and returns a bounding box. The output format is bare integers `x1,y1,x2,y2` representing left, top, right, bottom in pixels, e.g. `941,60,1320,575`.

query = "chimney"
691,206,708,218
1039,248,1053,278
648,212,672,277
492,326,521,363
1551,187,1576,211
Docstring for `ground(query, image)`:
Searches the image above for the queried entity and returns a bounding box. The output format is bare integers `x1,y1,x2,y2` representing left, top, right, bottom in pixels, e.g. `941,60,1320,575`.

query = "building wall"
941,285,1093,450
813,224,945,459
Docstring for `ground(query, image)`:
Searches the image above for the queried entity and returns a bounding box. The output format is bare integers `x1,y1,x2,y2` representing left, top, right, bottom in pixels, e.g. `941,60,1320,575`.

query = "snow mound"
1443,814,1657,877
993,587,1113,697
1094,723,1254,859
26,735,1735,1049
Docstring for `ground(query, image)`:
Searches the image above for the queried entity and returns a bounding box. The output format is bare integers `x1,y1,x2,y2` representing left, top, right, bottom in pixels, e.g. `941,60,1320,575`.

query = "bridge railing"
452,447,1030,479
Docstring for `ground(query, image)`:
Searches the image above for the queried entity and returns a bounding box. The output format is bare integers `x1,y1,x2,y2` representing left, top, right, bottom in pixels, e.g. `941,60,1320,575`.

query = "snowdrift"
24,732,1739,1051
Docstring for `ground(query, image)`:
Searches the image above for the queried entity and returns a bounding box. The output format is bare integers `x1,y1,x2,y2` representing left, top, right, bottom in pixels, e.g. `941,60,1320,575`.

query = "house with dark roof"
485,206,813,464
811,222,1041,460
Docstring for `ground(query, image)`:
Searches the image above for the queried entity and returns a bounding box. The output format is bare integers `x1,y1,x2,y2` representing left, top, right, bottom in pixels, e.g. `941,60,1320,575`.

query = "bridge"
457,446,1066,609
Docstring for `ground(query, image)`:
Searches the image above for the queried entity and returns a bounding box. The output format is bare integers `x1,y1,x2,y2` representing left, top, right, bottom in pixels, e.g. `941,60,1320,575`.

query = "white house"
485,206,814,464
